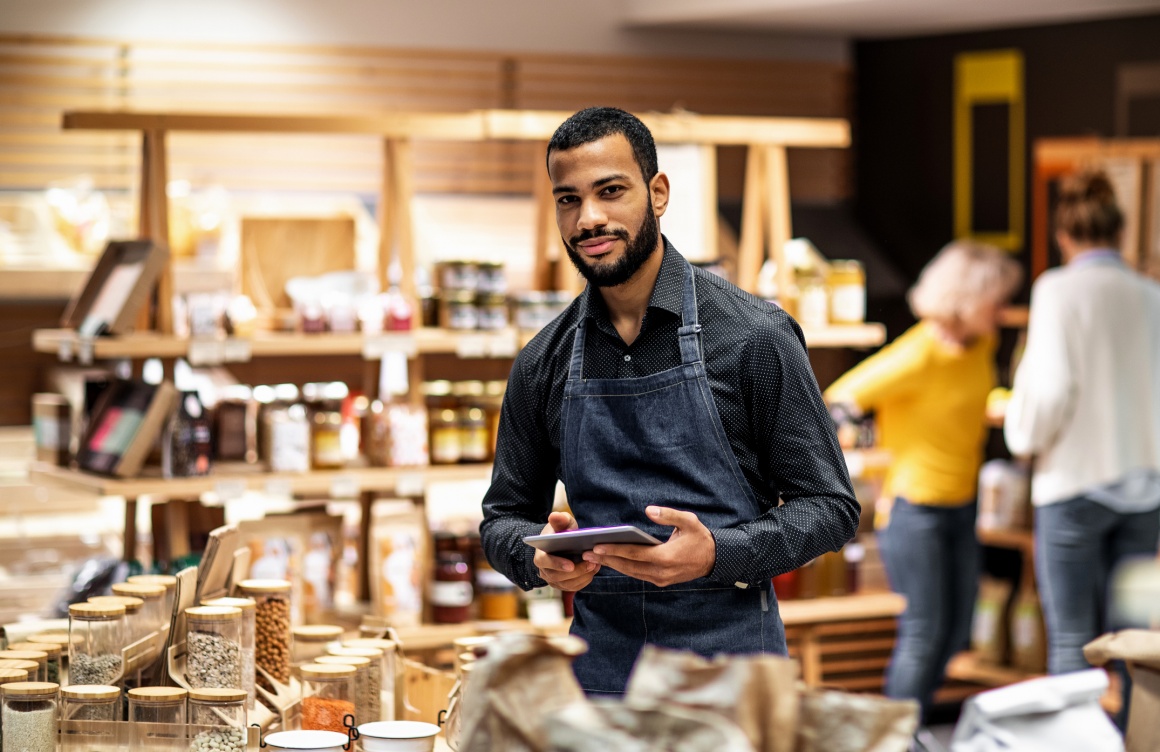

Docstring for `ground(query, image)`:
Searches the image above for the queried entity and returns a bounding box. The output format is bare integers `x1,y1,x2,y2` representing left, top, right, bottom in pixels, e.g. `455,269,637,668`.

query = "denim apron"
560,260,786,695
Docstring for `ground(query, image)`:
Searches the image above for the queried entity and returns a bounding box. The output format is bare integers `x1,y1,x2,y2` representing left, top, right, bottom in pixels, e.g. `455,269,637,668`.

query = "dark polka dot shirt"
480,239,861,590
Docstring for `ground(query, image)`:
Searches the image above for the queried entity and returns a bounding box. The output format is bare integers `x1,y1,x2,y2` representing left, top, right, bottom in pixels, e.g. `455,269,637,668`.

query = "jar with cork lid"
127,575,177,624
315,655,374,728
61,685,121,752
201,597,256,710
187,688,247,752
339,639,396,721
2,681,59,752
237,579,291,688
327,645,385,721
291,625,343,676
0,651,48,684
184,606,243,690
0,662,37,685
88,595,145,644
300,664,356,734
0,667,30,685
69,602,125,686
128,686,187,752
5,643,60,685
113,582,168,638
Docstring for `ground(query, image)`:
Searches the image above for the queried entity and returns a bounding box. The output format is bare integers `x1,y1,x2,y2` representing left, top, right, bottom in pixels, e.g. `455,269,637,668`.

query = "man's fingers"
535,552,577,572
548,512,577,533
588,542,658,561
646,505,699,529
589,554,657,583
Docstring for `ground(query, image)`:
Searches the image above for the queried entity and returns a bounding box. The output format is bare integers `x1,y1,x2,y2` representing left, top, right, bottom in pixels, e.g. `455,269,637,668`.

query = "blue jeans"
880,498,980,717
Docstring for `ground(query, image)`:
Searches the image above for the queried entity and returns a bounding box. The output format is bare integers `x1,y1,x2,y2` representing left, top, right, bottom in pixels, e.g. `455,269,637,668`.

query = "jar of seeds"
113,582,168,637
237,580,291,688
187,688,247,752
127,575,178,623
315,655,373,727
1,682,59,752
5,643,59,685
300,664,356,734
339,639,396,721
69,602,126,685
128,687,187,752
61,685,121,752
291,625,343,677
89,595,146,644
201,597,256,711
327,646,383,721
0,651,48,684
184,607,242,690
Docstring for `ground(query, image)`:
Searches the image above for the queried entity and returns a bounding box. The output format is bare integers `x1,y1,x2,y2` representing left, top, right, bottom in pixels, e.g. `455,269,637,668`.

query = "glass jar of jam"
430,409,461,465
431,551,473,624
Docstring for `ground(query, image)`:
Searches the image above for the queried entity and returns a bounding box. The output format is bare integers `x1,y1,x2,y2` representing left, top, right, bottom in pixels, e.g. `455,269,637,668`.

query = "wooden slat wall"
0,34,851,202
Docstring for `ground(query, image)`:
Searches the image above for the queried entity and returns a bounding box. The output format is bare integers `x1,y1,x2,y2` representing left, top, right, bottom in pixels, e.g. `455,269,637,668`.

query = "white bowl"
357,721,441,752
264,729,350,752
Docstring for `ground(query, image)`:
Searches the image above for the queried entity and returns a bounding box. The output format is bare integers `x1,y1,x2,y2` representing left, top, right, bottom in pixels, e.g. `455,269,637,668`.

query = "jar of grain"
184,606,243,690
315,655,374,729
128,686,186,751
126,575,177,623
201,597,256,710
291,625,343,677
237,580,291,688
339,640,396,721
112,582,168,638
327,646,384,722
1,682,59,752
300,664,356,734
5,643,60,685
187,688,247,752
68,602,123,686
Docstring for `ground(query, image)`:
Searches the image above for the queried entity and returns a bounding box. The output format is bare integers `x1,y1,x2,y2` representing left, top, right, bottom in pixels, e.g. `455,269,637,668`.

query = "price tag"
214,479,247,501
487,329,519,358
263,478,294,500
362,333,417,360
844,451,865,479
330,474,360,499
57,338,73,363
188,338,225,367
395,471,425,498
455,333,489,359
223,338,253,363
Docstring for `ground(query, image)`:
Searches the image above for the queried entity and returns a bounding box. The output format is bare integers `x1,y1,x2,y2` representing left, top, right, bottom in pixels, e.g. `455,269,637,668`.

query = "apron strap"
567,318,587,381
677,260,702,366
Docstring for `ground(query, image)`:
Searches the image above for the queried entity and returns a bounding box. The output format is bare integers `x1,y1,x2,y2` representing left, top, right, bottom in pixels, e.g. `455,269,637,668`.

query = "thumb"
548,512,577,532
646,506,698,529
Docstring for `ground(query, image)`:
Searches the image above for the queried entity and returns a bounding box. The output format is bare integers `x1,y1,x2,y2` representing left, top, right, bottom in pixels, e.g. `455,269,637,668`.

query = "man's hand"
534,512,602,592
583,506,716,587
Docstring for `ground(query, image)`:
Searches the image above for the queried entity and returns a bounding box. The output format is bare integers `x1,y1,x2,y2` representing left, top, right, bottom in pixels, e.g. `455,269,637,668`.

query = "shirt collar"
580,237,685,327
1070,248,1123,268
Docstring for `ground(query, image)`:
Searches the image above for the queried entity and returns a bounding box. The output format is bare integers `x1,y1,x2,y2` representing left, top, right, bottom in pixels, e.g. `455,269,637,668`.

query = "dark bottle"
163,391,213,478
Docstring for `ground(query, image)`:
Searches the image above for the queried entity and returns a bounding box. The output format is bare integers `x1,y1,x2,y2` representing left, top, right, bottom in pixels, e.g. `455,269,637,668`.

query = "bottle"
162,391,212,478
430,409,462,465
431,549,473,624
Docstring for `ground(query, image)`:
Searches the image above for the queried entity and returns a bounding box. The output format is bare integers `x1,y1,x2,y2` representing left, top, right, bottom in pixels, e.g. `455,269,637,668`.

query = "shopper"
1004,171,1160,717
825,241,1022,717
480,107,860,695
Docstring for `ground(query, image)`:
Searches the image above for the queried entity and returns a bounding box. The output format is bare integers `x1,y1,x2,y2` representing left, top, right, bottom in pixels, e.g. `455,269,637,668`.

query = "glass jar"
311,401,346,470
436,261,478,293
0,652,47,684
291,625,343,676
483,381,505,456
326,647,383,722
187,688,247,752
237,580,291,687
475,293,509,331
0,668,29,685
266,401,311,473
827,260,866,325
340,640,396,722
315,655,373,728
2,682,59,752
439,290,479,331
475,562,519,621
127,575,177,624
89,595,145,644
429,409,461,465
458,407,490,463
796,272,830,329
431,551,473,625
213,385,259,463
61,685,120,752
113,582,168,639
300,664,356,733
514,291,547,331
201,597,256,710
6,643,60,685
476,262,506,294
0,662,37,684
128,687,186,752
185,606,243,690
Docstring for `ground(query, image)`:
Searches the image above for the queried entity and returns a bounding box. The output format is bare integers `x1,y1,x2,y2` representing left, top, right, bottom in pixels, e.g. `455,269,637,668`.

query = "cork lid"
329,646,383,659
188,688,246,703
89,595,144,613
62,685,121,701
127,574,177,591
316,655,370,669
27,632,77,648
202,597,256,612
300,663,356,680
237,579,291,594
112,582,166,600
292,625,343,642
342,638,397,653
184,606,241,622
0,650,46,665
1,682,59,697
128,687,187,703
0,660,39,673
8,642,60,659
69,602,126,619
0,669,29,682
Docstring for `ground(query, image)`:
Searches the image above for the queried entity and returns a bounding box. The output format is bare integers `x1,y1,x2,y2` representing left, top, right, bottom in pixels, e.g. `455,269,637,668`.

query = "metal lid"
237,579,291,594
202,597,256,612
329,646,383,659
112,582,166,599
62,685,121,701
316,655,370,669
0,669,29,682
188,688,247,703
1,682,59,697
128,687,187,703
127,574,177,591
0,660,39,673
184,606,241,622
69,602,125,618
0,651,46,665
292,625,343,642
299,663,356,680
89,595,144,613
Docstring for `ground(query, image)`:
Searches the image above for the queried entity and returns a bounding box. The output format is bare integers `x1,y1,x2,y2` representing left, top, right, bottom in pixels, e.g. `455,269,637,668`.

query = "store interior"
1,1,1159,751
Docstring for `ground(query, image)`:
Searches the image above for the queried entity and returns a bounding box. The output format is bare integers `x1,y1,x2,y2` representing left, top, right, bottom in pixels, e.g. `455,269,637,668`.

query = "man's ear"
649,171,670,218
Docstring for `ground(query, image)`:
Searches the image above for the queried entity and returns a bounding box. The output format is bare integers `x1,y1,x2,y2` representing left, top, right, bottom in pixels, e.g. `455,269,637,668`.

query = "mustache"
569,227,630,247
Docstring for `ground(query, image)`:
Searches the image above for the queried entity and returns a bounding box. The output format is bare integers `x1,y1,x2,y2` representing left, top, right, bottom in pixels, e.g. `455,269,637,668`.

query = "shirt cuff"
707,526,760,588
515,536,549,591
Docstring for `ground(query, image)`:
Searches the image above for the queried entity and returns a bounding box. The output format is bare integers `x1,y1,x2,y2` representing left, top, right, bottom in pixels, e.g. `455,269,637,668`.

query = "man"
480,107,860,695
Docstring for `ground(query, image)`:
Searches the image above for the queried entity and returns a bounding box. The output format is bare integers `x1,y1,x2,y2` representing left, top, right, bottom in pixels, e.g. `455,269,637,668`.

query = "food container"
291,625,343,675
431,550,472,625
0,661,38,684
828,260,866,324
113,581,168,637
326,647,384,722
201,597,256,710
263,730,350,752
340,640,397,721
32,393,71,466
476,262,506,294
457,407,489,463
0,668,29,684
1,682,59,752
6,643,60,685
475,293,509,331
89,595,145,644
127,575,178,622
514,291,547,332
300,664,356,733
61,685,121,752
185,606,243,690
315,655,374,728
213,385,259,463
187,688,247,752
475,563,519,621
435,261,478,293
0,651,48,684
438,290,479,331
796,271,829,329
429,409,461,465
356,721,440,752
127,687,187,752
237,580,291,687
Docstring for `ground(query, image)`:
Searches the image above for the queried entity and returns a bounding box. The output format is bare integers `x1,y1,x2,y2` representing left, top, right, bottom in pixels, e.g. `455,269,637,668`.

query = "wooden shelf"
946,650,1041,687
779,591,905,625
798,322,886,349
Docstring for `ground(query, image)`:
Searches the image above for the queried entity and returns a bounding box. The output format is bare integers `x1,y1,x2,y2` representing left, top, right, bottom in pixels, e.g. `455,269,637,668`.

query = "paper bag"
457,633,588,752
624,645,799,752
1085,630,1160,752
547,699,755,752
795,689,918,752
950,669,1123,752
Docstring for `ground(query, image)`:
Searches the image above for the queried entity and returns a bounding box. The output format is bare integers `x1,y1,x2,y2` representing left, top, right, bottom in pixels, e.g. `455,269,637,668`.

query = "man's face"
549,134,667,288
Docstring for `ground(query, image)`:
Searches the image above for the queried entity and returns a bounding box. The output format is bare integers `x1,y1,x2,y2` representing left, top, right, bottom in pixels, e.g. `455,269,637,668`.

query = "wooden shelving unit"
945,650,1041,688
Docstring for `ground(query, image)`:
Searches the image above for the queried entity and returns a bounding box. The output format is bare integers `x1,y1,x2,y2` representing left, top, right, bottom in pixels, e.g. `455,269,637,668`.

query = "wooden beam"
765,145,794,311
736,145,767,294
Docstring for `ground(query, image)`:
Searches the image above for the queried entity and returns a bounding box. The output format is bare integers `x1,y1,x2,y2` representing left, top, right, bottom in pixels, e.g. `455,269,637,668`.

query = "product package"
76,379,177,477
1009,587,1047,674
971,576,1014,665
1085,629,1160,752
368,501,428,628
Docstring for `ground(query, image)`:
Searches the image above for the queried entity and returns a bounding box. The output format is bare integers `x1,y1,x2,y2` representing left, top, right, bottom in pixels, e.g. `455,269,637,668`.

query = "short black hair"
546,107,658,183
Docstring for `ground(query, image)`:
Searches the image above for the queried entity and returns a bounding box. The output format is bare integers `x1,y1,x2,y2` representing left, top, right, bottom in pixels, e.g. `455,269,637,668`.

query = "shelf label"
214,479,247,501
223,338,253,363
330,474,360,499
263,478,294,500
57,339,73,363
395,471,425,498
456,333,489,359
362,333,417,360
188,338,226,366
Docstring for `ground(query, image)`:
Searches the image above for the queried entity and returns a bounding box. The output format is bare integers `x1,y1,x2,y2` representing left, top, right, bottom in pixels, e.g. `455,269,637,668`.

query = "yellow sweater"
825,321,994,507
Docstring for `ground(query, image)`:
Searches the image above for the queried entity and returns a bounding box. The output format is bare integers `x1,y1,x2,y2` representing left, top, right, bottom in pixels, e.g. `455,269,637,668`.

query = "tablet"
523,525,663,560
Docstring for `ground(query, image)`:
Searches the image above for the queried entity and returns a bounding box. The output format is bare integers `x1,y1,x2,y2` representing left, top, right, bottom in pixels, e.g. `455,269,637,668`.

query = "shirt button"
624,354,631,362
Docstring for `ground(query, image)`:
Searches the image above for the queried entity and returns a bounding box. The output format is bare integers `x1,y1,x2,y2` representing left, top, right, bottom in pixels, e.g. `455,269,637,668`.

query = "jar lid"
292,625,343,642
188,688,247,703
69,602,125,618
89,595,144,613
202,597,256,612
184,606,241,622
422,380,452,397
237,579,291,594
127,574,177,591
112,582,166,600
341,638,397,653
0,669,29,682
515,291,547,304
0,660,39,673
0,651,46,664
27,632,80,648
300,663,356,679
329,646,383,659
128,687,187,703
452,380,485,397
316,655,370,668
442,289,476,304
62,685,120,701
0,682,58,697
8,642,60,659
476,261,503,270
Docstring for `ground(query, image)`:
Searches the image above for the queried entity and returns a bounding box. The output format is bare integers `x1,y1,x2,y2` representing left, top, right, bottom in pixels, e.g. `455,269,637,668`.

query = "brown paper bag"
457,633,588,752
1085,630,1160,752
795,689,918,752
548,700,756,752
624,645,799,752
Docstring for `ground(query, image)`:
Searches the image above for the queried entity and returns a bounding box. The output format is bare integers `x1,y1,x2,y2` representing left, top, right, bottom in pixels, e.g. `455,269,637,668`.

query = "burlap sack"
795,689,919,752
548,699,756,752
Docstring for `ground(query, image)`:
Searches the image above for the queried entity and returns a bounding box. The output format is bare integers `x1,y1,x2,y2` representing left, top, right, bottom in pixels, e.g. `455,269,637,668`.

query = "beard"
564,202,660,288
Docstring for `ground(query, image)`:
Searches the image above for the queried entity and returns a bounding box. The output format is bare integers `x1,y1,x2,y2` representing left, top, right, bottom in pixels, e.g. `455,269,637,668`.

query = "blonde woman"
825,241,1022,717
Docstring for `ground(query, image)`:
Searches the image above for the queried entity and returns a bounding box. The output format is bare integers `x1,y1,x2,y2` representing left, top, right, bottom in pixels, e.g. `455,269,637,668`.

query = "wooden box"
61,240,170,336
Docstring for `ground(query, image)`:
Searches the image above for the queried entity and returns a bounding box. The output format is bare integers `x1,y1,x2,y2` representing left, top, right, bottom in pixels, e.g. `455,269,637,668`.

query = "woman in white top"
1005,171,1160,724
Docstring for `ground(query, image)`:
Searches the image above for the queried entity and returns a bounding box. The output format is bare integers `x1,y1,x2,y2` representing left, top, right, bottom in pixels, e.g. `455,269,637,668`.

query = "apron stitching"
567,380,698,398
